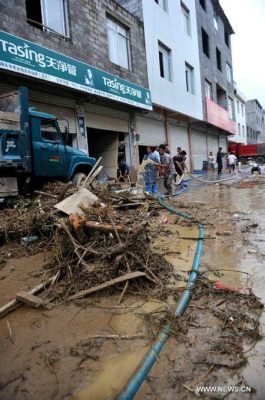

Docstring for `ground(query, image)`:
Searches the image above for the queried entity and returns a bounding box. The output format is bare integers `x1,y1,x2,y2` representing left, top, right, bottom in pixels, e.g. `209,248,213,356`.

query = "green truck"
0,87,96,197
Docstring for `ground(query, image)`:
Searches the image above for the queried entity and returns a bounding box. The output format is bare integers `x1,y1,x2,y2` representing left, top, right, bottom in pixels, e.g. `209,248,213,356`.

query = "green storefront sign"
0,30,152,110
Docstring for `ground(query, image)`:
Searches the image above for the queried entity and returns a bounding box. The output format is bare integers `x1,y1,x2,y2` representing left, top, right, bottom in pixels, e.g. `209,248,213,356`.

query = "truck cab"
0,87,96,196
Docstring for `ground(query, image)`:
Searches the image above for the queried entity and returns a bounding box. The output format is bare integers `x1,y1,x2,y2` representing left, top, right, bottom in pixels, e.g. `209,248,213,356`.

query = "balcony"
206,98,236,134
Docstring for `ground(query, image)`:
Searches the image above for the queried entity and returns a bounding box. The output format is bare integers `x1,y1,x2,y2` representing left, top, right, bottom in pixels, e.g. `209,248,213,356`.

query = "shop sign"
206,98,236,134
0,30,152,110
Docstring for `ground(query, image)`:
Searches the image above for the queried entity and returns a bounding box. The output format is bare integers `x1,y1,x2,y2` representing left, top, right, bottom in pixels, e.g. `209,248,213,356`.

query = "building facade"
118,0,204,170
194,0,236,166
228,83,247,144
246,100,265,144
0,0,152,178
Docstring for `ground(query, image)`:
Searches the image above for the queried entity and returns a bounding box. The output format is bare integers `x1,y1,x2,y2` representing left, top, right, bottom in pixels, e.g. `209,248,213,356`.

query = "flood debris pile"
0,182,70,240
0,182,175,306
52,202,175,301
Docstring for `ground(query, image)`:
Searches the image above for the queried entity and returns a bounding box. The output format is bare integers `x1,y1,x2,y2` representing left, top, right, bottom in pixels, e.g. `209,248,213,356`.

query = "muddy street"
0,176,265,400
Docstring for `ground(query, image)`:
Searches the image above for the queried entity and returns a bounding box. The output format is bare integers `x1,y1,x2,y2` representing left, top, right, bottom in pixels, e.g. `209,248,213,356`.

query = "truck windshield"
0,91,20,130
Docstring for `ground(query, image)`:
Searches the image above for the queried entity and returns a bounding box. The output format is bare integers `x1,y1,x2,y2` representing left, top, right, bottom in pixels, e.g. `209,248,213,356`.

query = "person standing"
216,147,223,175
208,151,215,173
158,144,176,195
227,152,237,174
142,146,160,193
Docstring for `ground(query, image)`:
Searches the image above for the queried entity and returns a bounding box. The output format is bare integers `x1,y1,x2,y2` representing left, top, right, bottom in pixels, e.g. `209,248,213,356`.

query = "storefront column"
76,105,89,154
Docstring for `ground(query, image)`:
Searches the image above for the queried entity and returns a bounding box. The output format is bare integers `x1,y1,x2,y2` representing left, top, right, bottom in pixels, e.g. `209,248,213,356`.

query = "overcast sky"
219,0,265,107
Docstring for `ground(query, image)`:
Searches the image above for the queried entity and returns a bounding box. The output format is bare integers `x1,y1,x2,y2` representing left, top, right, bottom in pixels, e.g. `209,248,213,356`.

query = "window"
201,28,210,58
242,126,245,137
216,47,222,71
238,123,241,135
224,29,230,48
228,97,233,119
158,42,172,81
26,0,69,37
226,63,232,83
236,100,240,113
107,17,131,70
181,2,191,36
205,79,212,99
241,104,244,116
213,13,218,30
216,84,227,109
41,120,60,142
185,63,195,94
200,0,206,11
154,0,168,11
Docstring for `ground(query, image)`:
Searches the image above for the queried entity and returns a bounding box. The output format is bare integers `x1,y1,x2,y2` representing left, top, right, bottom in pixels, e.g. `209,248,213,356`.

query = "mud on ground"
0,180,264,400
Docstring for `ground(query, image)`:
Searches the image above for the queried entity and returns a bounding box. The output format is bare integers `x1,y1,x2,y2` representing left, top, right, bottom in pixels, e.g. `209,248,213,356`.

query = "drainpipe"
188,119,194,172
165,112,171,150
206,125,209,155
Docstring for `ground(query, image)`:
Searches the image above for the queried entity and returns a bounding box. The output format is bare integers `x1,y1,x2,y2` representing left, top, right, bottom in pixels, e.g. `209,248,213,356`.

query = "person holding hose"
158,144,176,195
173,150,187,180
142,146,160,193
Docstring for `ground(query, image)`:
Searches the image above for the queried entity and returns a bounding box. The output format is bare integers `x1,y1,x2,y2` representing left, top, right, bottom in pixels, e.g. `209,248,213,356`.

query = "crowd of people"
118,144,243,196
214,147,238,175
142,144,188,195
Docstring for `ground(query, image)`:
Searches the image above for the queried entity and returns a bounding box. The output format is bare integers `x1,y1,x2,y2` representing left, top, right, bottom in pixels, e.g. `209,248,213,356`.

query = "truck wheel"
72,172,87,187
256,156,265,165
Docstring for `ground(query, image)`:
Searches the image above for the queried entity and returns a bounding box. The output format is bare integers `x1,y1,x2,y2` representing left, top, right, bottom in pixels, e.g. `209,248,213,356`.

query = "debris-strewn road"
0,176,264,399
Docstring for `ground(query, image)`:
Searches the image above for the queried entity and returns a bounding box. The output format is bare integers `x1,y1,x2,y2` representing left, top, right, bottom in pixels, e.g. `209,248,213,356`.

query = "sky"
219,0,265,107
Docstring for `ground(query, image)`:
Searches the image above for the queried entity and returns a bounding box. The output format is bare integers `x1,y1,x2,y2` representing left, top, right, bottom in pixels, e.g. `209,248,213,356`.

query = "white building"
229,84,247,144
143,0,203,120
118,0,203,169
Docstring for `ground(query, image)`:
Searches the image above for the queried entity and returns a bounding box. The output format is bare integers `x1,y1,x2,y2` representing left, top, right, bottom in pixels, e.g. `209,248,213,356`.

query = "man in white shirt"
227,152,237,173
208,151,215,172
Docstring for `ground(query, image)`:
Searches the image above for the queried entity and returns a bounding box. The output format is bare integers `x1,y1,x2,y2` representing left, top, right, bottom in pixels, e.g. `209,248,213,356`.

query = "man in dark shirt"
216,147,223,175
173,150,187,177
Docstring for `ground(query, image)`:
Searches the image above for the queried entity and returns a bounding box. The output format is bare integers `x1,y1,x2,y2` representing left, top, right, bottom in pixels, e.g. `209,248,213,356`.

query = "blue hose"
118,193,204,400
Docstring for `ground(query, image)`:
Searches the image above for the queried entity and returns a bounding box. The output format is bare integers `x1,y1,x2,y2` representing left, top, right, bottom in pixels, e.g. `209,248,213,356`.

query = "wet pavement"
180,173,265,398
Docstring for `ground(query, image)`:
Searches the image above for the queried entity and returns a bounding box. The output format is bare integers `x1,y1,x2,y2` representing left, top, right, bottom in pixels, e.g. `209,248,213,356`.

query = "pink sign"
206,98,236,134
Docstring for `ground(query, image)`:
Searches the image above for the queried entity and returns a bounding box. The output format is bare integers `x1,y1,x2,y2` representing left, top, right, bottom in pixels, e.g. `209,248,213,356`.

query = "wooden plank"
69,271,146,300
86,166,103,185
16,292,53,310
0,110,20,122
0,273,58,318
82,156,102,187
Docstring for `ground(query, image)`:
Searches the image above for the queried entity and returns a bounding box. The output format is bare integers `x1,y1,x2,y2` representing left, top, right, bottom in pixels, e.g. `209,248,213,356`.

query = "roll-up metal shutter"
191,130,208,170
0,83,78,134
170,124,190,170
219,134,227,152
85,104,129,132
207,133,219,157
29,92,77,134
0,83,16,93
136,116,166,146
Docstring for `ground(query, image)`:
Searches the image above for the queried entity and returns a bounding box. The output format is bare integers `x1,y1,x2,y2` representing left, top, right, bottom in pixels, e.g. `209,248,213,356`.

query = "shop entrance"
87,128,128,179
138,145,148,164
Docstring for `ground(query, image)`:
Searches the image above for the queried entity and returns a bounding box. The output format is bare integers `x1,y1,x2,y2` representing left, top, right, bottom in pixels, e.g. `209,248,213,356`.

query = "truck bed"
0,111,20,130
